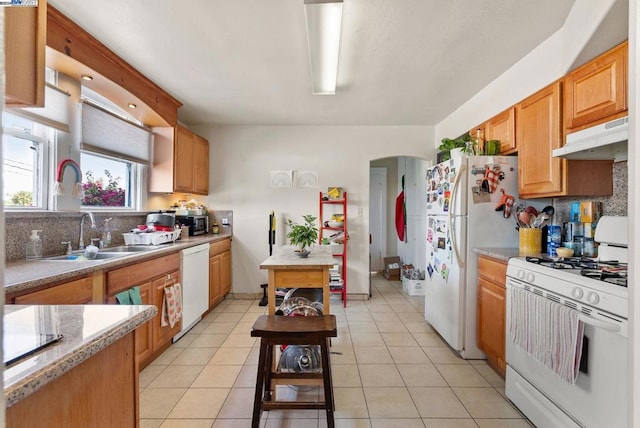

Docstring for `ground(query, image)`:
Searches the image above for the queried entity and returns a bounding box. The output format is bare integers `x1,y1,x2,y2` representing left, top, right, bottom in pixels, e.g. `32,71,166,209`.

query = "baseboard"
229,292,262,300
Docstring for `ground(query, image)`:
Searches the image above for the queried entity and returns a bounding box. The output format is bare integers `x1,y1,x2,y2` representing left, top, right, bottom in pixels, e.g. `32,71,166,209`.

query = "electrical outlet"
358,208,364,217
221,218,229,226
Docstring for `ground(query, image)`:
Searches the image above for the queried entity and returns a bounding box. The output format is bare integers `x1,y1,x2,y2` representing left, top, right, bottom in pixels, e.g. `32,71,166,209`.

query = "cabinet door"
486,108,516,154
516,81,563,197
135,282,154,366
193,134,209,195
5,0,46,107
105,281,154,367
477,277,506,376
13,277,93,305
564,42,627,131
209,255,222,308
174,126,195,192
221,251,232,296
152,272,182,347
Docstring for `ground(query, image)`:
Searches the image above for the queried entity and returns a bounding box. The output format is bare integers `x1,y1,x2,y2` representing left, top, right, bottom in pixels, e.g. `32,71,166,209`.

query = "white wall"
435,0,618,143
192,125,434,297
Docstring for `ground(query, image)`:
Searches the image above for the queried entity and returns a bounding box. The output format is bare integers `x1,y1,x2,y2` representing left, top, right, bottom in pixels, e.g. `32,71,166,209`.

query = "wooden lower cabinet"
152,272,182,348
7,333,138,427
133,282,153,365
209,254,223,308
106,254,181,368
209,239,232,309
10,276,93,304
477,255,507,378
221,250,231,295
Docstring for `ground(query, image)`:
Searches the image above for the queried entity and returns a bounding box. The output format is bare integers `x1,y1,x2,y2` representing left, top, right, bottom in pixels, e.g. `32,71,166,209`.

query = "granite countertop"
4,304,157,407
4,232,232,295
260,245,336,269
473,247,523,262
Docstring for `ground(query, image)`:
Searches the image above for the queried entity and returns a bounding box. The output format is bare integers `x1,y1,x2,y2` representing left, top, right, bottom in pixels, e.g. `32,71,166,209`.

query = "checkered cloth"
484,167,500,193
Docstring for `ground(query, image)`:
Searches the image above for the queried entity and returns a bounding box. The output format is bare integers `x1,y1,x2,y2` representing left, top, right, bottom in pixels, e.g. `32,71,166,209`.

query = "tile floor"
139,274,533,428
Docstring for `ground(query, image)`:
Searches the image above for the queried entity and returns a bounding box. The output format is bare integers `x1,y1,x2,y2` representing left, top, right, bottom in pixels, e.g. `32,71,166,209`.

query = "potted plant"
438,133,472,161
286,214,319,257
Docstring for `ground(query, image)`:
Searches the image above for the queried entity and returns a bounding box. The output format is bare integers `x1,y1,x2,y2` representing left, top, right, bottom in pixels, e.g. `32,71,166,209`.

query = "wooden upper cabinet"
149,125,209,195
5,0,46,107
516,81,563,197
564,41,627,132
174,126,196,193
517,81,613,198
486,107,516,154
192,133,210,195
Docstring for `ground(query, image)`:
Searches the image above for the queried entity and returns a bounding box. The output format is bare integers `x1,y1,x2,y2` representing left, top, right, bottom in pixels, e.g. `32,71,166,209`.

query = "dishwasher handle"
181,243,210,256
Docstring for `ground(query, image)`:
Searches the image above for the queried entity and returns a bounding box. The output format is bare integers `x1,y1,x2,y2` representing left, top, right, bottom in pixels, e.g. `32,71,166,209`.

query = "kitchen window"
80,151,139,209
2,113,51,209
78,93,151,212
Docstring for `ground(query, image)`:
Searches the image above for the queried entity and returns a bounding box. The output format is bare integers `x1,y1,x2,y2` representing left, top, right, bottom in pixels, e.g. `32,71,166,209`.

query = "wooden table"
260,247,336,315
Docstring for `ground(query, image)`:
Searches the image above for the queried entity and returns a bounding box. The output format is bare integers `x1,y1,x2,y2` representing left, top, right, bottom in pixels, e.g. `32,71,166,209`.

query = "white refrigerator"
425,154,520,358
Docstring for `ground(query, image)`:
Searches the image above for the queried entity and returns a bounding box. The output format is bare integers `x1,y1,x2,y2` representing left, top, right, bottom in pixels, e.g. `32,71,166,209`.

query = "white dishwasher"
174,243,210,342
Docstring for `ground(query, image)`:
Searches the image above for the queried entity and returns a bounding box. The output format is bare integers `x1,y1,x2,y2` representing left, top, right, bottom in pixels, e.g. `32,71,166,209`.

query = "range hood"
552,116,628,161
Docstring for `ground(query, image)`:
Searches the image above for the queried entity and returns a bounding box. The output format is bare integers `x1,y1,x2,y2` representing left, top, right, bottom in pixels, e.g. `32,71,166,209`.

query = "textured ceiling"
49,0,576,126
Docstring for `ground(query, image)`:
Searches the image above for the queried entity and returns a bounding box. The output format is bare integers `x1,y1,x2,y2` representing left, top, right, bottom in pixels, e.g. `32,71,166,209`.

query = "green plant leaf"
286,215,319,251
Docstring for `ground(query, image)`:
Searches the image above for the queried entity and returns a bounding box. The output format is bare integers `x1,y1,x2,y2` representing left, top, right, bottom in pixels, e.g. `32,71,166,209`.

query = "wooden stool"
251,315,337,428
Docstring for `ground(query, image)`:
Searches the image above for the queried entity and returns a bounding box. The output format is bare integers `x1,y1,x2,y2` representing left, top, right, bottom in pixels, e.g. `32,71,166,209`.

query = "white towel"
510,286,584,384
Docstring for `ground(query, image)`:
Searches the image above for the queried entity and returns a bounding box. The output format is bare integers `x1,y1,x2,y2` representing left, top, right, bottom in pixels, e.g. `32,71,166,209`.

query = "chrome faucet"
79,212,97,250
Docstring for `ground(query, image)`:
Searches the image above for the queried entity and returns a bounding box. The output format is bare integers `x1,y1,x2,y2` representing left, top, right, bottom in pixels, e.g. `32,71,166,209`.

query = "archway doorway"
369,156,431,278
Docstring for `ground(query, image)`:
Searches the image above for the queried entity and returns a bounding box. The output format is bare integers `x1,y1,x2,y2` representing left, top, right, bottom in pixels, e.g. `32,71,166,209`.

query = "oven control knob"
571,288,584,299
517,270,525,280
526,272,535,283
587,292,600,305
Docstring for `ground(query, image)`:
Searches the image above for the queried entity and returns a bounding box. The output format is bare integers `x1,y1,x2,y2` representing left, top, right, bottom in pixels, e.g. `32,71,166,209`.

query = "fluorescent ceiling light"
304,0,343,95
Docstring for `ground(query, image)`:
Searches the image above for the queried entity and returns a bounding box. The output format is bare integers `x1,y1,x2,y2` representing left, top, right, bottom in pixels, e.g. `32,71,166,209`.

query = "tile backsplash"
4,210,234,262
4,212,147,262
554,161,627,222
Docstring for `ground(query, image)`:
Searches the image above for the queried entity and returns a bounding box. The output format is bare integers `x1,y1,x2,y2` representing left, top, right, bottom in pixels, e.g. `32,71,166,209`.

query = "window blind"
7,84,71,132
80,101,152,164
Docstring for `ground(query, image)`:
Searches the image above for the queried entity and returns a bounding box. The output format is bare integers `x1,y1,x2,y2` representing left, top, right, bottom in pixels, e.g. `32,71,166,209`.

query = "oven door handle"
578,315,621,332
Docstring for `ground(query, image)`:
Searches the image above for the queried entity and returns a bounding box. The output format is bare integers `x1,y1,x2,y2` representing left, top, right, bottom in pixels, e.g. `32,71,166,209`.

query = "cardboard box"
383,256,401,280
580,201,603,223
402,277,426,296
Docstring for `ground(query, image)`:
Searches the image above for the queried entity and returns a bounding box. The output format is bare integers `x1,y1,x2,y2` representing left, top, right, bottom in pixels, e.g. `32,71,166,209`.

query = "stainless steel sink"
37,245,163,261
40,252,128,261
100,245,162,253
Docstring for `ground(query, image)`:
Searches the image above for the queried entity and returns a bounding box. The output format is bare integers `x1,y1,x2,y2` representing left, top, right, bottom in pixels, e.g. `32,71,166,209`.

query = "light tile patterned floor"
140,274,532,428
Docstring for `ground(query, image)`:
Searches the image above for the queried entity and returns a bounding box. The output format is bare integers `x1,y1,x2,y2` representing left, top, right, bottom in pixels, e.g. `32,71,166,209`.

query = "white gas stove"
505,216,629,428
506,255,627,318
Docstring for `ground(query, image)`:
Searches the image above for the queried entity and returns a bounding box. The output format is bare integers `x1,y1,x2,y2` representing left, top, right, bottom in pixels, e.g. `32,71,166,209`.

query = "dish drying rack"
122,228,181,245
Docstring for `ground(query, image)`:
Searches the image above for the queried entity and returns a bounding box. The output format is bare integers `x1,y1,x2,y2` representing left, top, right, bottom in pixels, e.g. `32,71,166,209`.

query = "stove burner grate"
580,269,628,287
525,256,626,271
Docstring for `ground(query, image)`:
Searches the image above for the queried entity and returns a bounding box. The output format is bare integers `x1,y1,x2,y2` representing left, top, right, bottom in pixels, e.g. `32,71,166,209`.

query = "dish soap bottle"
26,230,43,259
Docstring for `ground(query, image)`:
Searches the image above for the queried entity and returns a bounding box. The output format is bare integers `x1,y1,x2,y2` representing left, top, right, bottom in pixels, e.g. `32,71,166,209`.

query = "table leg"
268,270,276,315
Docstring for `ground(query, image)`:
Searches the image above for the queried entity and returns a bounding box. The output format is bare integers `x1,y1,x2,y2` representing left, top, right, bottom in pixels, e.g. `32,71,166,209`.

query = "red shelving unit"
319,191,347,307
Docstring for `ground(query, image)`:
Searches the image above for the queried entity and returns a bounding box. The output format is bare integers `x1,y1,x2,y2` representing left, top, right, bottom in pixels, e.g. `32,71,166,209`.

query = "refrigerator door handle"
448,163,465,268
449,163,465,216
448,214,464,268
